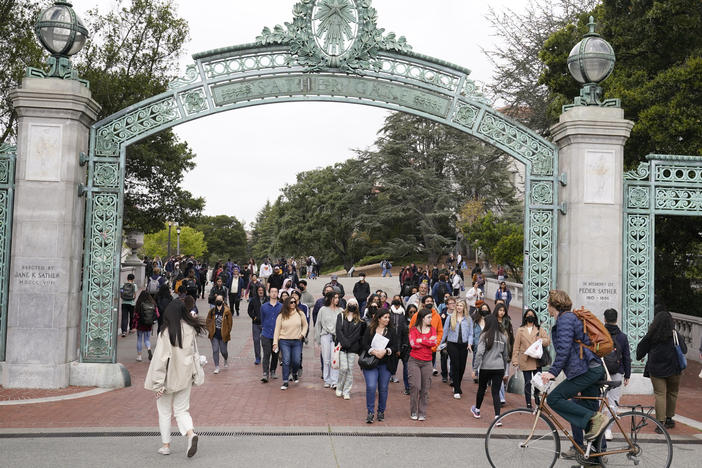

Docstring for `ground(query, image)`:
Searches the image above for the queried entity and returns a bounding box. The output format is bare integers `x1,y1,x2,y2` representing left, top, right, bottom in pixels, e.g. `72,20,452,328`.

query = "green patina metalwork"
0,144,15,361
80,0,560,362
623,154,702,371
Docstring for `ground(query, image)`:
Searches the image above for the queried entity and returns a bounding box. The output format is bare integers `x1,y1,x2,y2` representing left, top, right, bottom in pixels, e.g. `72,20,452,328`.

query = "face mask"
424,304,433,311
215,300,223,306
480,309,490,317
348,305,358,312
525,316,535,324
392,300,401,306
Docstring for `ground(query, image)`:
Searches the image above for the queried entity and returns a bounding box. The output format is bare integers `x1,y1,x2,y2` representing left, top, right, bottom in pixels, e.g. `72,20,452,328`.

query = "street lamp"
176,225,181,256
564,16,619,110
167,221,173,259
29,1,89,84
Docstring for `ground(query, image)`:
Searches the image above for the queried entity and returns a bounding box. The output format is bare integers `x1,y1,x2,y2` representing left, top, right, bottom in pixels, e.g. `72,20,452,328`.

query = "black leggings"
476,368,505,416
522,368,542,407
447,342,469,393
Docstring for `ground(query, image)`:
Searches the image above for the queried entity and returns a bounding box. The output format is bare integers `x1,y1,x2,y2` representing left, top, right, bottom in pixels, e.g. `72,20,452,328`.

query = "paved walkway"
1,276,701,440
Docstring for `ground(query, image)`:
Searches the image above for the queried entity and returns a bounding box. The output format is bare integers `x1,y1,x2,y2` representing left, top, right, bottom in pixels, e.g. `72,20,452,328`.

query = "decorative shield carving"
312,0,359,58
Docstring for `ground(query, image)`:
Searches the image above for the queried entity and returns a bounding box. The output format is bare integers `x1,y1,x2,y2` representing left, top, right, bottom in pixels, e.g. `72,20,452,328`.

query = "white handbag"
192,338,206,386
524,338,543,359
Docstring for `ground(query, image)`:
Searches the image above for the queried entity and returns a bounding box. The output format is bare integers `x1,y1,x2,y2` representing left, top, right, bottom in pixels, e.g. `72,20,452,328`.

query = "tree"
143,224,206,259
76,0,204,232
358,112,517,264
462,212,524,282
194,215,247,264
0,0,44,144
250,200,281,261
482,0,598,135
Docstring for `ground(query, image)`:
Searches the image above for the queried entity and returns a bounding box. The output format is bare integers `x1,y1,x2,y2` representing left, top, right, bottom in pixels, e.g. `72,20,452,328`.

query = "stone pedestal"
1,78,99,388
551,106,633,319
122,231,145,288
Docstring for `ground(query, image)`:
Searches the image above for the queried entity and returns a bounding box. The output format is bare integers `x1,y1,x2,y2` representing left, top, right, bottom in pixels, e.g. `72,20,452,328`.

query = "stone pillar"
551,106,651,393
1,77,99,388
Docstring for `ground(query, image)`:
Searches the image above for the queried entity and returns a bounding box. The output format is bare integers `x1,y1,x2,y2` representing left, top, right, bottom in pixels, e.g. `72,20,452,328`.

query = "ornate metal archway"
0,144,15,361
623,154,702,370
79,0,560,362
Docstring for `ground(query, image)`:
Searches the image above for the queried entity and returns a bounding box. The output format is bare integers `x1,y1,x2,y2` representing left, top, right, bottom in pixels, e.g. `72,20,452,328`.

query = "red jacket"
409,326,436,361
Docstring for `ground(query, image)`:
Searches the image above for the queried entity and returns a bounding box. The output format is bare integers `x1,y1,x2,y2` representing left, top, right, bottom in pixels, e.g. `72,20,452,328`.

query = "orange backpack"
572,306,614,358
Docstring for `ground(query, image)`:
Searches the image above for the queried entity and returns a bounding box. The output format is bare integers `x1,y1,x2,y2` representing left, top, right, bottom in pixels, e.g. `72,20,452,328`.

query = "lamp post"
176,225,181,256
29,1,89,84
564,16,619,110
167,221,172,259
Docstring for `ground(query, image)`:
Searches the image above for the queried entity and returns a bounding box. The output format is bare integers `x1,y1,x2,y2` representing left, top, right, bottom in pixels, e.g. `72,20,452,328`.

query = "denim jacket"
440,314,473,346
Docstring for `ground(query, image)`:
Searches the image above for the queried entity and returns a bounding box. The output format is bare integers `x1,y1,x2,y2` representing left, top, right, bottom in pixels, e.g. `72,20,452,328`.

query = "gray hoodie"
473,331,509,372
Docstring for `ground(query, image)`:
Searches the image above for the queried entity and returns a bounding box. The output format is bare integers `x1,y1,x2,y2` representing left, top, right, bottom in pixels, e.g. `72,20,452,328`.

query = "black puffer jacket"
335,315,366,354
636,330,687,378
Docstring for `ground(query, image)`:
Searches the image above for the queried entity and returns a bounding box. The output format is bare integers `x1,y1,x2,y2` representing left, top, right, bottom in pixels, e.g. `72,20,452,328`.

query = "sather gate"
78,0,560,362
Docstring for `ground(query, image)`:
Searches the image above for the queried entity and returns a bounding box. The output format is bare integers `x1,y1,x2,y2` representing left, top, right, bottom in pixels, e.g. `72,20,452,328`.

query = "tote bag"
672,331,687,371
192,337,206,386
331,343,341,370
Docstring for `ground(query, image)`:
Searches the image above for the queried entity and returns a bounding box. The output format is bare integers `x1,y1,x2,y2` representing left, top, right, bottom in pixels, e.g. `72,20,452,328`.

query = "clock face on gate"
311,0,359,58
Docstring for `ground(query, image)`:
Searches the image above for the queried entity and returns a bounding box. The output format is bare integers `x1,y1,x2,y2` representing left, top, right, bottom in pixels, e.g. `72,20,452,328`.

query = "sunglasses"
290,301,297,305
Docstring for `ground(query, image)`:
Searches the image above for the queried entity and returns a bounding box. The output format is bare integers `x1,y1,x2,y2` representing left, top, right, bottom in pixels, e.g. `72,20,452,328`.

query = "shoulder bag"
192,336,206,386
673,331,687,371
358,349,379,370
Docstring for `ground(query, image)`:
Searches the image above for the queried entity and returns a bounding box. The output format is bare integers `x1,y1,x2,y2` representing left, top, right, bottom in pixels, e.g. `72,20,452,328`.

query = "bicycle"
484,378,673,467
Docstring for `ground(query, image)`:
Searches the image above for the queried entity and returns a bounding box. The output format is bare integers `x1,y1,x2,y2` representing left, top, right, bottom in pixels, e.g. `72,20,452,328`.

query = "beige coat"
144,323,197,394
511,325,551,371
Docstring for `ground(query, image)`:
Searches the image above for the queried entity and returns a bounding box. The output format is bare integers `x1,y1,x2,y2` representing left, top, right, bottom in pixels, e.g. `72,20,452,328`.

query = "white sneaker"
223,359,228,368
136,354,142,362
410,413,418,420
605,428,613,440
323,383,331,388
213,367,220,374
494,416,502,427
453,393,461,399
343,394,351,400
335,390,343,397
157,446,170,455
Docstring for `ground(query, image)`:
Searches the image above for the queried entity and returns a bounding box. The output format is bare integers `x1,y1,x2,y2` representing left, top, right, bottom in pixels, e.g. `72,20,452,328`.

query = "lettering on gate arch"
212,75,451,118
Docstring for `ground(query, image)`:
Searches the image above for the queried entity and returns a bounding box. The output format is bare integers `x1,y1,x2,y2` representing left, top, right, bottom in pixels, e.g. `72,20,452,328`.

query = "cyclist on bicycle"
540,290,607,457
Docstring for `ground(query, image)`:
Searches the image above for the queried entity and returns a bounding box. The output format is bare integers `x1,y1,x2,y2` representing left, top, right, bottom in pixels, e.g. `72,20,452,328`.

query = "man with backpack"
431,274,451,304
146,267,166,301
541,290,611,460
120,274,137,337
603,308,631,440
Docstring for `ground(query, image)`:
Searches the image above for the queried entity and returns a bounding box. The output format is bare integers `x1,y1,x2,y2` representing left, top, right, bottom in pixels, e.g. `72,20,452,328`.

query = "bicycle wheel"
485,408,560,468
596,411,673,467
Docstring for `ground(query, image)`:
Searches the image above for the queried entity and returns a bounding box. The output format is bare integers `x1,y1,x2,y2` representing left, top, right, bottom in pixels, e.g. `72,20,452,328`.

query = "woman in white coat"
145,301,205,457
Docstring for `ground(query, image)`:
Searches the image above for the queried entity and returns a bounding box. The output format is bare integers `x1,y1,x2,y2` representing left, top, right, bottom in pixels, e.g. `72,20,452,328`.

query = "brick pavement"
1,278,700,436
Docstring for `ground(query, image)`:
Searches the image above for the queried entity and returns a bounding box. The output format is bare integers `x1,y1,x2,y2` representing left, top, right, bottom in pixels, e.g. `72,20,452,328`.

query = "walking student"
144,301,204,457
247,285,266,365
133,290,159,362
511,308,551,409
335,299,365,399
408,307,436,421
471,314,510,424
120,273,137,337
260,287,282,382
636,309,686,432
440,299,473,399
360,308,397,423
273,296,308,390
602,308,631,439
316,291,342,389
206,294,233,374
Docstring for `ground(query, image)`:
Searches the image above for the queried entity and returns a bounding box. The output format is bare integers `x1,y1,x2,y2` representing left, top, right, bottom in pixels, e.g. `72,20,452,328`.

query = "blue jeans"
547,365,605,444
279,339,302,381
136,330,150,353
362,363,392,414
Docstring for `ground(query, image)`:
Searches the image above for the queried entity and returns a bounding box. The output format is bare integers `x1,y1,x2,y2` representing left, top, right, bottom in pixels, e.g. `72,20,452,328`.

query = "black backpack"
436,281,450,300
139,301,156,326
604,341,623,374
120,283,136,301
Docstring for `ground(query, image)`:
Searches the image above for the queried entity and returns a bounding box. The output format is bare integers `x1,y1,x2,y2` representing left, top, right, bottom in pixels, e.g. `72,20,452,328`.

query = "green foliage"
0,0,45,144
194,215,247,264
250,200,281,261
143,224,206,259
462,212,524,282
357,254,384,266
76,0,204,232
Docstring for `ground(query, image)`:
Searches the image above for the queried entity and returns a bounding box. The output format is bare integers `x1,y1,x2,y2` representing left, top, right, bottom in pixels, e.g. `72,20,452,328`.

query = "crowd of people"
130,254,697,463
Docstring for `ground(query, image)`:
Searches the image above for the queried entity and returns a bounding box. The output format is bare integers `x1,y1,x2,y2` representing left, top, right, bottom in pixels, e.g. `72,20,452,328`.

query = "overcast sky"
80,0,532,227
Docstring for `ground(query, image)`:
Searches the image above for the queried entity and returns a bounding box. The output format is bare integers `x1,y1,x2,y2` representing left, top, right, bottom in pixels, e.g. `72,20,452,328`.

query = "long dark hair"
281,296,300,320
160,301,204,348
415,307,432,331
645,309,674,344
324,290,338,307
520,308,540,327
157,283,172,300
370,308,390,335
481,314,501,350
135,290,155,313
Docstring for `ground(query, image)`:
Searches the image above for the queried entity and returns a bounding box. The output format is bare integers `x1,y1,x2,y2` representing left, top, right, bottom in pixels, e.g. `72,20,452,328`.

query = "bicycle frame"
520,383,638,459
